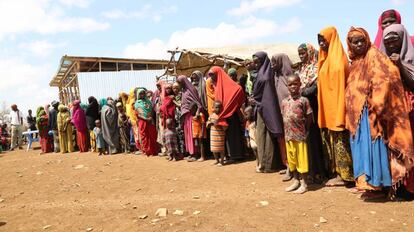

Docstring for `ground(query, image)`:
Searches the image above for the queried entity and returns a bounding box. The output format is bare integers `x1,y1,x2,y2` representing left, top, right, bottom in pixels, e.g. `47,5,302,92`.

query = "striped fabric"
210,124,225,153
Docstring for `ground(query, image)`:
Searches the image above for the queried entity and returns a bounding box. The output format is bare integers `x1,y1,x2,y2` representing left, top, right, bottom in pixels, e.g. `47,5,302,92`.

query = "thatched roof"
164,43,300,77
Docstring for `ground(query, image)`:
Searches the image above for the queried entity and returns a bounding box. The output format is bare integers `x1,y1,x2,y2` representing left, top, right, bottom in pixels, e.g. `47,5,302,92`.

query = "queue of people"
2,9,414,201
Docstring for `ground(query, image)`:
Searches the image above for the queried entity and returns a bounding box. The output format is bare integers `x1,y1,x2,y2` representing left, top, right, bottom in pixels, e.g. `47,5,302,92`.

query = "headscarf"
85,96,99,131
191,70,208,111
317,26,349,131
227,68,237,79
252,51,283,136
35,106,46,130
99,98,107,108
208,66,245,126
119,92,129,110
176,75,203,117
126,88,138,124
80,103,88,111
382,24,414,63
152,80,165,107
159,83,175,127
346,27,414,189
206,77,215,116
271,53,293,107
71,100,88,133
134,88,152,118
297,43,319,88
101,100,119,148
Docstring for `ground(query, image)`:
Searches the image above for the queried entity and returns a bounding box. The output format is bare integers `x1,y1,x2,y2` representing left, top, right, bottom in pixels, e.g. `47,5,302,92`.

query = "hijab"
297,43,319,88
252,51,283,136
271,53,293,107
126,88,138,124
346,27,414,189
176,75,203,117
208,66,245,126
71,100,88,133
134,88,152,118
36,106,46,130
317,26,349,131
206,77,215,116
192,70,208,111
85,96,99,130
159,83,175,127
382,24,414,63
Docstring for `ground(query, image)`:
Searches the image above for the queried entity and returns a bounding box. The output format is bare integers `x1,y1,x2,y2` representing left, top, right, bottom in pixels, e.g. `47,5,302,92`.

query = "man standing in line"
10,104,23,151
27,109,37,138
48,101,60,153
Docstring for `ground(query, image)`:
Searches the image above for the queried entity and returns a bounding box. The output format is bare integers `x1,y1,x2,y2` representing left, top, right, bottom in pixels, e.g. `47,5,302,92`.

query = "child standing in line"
93,119,106,156
244,106,259,172
163,118,181,161
207,101,227,166
281,74,313,194
189,102,206,162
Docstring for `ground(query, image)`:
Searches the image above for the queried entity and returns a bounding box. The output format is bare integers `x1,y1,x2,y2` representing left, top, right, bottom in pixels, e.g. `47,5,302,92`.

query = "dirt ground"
0,145,413,232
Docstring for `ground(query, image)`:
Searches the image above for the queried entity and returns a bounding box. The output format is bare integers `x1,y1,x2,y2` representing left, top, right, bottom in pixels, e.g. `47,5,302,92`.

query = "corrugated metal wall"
77,70,165,102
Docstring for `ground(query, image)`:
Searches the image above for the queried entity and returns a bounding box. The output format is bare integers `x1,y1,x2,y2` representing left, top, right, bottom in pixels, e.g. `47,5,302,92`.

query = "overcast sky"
0,0,413,114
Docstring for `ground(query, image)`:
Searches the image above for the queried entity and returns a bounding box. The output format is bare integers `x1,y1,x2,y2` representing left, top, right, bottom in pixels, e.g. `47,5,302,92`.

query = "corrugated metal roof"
77,70,164,103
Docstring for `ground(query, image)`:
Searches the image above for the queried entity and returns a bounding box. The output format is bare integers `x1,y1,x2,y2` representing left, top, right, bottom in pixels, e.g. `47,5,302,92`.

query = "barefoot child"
163,118,180,161
206,101,227,166
93,119,105,156
190,102,206,162
281,74,313,194
244,106,259,171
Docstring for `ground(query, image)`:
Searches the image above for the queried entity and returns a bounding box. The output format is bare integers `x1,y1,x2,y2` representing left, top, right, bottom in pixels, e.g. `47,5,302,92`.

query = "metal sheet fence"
77,70,165,102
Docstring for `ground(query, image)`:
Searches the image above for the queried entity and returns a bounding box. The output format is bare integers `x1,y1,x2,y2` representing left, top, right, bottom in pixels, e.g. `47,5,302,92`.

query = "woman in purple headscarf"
176,75,204,161
71,100,90,152
252,51,284,173
381,24,414,196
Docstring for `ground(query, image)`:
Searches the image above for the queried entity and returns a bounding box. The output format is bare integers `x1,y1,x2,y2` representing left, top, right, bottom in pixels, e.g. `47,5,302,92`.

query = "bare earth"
0,146,413,232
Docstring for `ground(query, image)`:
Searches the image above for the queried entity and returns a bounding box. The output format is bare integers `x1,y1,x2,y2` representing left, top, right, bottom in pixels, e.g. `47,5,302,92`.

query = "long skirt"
39,129,53,153
77,130,89,152
307,122,326,179
89,130,96,152
350,107,391,190
59,126,74,153
225,113,245,160
131,121,141,151
183,113,195,155
256,113,282,172
321,128,354,181
138,119,159,156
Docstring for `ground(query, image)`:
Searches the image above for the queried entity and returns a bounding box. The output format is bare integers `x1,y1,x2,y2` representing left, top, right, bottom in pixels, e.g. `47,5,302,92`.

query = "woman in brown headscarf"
346,27,413,199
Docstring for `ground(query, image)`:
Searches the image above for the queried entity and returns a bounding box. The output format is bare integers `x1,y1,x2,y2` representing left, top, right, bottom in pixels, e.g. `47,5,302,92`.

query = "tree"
0,101,10,125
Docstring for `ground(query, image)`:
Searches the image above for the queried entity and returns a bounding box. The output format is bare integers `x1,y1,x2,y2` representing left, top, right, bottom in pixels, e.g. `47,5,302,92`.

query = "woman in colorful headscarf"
381,24,414,195
191,70,208,112
206,77,215,116
252,51,284,173
159,83,176,128
127,88,141,153
176,75,204,159
374,9,414,49
155,81,167,156
36,106,53,154
208,66,246,162
297,43,326,182
317,26,353,186
71,100,89,152
346,27,414,199
57,104,74,153
86,96,99,152
101,99,120,154
135,88,159,156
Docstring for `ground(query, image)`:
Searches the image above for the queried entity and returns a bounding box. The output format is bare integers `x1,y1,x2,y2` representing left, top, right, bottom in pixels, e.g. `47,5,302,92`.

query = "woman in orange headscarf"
208,66,246,161
127,87,141,153
317,26,353,186
346,27,414,199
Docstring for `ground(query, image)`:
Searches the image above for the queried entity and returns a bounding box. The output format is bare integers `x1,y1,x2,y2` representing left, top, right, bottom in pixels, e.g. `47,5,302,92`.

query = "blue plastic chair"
22,129,39,151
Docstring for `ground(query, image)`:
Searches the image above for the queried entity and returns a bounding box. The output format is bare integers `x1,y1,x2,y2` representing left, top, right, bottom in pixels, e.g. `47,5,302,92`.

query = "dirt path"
0,147,412,232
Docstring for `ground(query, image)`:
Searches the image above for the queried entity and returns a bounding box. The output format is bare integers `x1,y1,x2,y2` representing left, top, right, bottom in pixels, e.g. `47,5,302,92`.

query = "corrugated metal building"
77,70,164,102
49,56,169,104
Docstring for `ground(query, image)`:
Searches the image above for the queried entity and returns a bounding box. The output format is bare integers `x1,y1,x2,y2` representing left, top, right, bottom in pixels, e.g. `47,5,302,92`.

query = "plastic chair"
22,129,39,151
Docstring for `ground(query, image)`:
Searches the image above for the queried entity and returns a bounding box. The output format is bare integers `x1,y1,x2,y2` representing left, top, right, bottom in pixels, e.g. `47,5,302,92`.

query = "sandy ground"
0,145,413,232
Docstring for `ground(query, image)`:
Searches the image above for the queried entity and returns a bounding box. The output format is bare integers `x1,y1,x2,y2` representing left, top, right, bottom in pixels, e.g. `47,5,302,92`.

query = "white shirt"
10,110,22,126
